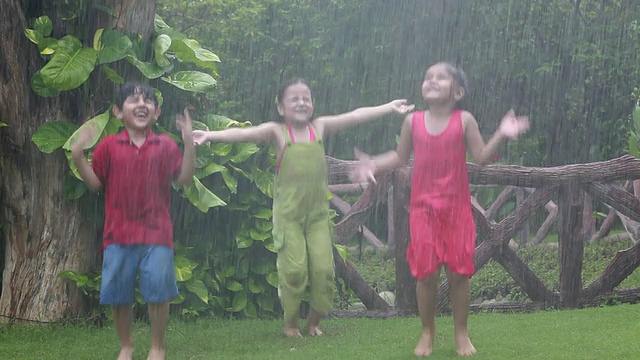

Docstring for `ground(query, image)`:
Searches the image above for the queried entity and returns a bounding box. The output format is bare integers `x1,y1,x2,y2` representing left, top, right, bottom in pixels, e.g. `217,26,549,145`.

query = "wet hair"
439,62,470,94
114,82,158,109
276,78,311,104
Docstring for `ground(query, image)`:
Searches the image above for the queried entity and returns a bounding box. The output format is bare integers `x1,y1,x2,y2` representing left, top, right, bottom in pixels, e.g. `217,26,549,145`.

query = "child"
71,83,195,360
192,78,413,337
351,63,529,357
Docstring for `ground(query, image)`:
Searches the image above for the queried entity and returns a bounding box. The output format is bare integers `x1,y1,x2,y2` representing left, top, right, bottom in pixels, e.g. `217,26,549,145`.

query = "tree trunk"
0,0,154,322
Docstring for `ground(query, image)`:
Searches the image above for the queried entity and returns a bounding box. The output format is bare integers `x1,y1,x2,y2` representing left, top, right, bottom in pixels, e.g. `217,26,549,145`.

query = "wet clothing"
92,129,182,248
408,110,476,278
272,123,335,321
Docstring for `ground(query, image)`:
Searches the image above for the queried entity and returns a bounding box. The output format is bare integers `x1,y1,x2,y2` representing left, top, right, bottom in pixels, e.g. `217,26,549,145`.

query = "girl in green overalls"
193,79,413,337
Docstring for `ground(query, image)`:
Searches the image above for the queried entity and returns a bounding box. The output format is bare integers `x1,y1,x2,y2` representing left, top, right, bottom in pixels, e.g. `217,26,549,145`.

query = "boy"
71,83,195,360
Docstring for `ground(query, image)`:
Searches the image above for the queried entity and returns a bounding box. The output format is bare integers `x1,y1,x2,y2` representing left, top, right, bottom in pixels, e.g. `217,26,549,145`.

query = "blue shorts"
100,244,179,305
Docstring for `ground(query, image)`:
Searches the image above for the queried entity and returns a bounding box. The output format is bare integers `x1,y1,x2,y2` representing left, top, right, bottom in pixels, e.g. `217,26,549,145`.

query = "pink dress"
407,110,476,279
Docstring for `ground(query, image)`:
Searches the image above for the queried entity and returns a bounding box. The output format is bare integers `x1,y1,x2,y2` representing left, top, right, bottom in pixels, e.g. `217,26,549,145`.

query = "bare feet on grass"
455,330,476,356
414,330,434,357
146,347,165,360
117,346,133,360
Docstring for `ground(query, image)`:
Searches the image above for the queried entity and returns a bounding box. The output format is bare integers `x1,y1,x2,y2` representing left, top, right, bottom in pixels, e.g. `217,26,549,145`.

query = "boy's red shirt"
92,129,182,248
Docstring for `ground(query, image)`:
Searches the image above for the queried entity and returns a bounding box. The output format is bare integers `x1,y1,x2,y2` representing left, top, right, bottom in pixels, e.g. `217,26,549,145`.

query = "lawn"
1,304,639,359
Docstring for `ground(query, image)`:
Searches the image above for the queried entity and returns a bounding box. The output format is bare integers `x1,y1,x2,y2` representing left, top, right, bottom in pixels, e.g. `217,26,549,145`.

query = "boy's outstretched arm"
175,107,196,186
315,100,414,135
193,122,279,145
71,124,103,192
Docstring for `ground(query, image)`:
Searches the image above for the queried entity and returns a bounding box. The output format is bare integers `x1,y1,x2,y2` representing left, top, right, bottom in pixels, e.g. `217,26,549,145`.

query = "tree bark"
0,0,155,322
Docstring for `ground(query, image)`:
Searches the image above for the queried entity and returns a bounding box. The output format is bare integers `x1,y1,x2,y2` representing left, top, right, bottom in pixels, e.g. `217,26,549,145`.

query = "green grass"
2,304,639,359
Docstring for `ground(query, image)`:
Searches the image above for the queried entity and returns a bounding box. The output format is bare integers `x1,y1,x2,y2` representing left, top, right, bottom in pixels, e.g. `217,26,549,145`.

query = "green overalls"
273,123,335,322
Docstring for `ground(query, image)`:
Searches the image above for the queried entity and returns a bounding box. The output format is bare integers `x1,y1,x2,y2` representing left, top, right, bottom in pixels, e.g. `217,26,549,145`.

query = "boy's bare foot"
308,325,323,336
117,346,134,360
414,331,434,357
455,331,476,356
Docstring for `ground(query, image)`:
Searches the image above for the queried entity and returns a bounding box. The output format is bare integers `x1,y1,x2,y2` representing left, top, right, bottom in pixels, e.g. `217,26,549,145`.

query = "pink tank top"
410,110,471,211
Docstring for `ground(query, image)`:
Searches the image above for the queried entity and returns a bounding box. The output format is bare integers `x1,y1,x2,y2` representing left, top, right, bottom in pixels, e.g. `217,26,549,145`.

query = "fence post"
393,167,417,314
557,183,584,308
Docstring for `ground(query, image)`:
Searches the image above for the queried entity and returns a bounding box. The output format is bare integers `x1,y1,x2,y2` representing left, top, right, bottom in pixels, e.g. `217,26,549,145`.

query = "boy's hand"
176,106,194,142
388,99,415,115
71,122,99,157
499,109,530,140
192,130,210,145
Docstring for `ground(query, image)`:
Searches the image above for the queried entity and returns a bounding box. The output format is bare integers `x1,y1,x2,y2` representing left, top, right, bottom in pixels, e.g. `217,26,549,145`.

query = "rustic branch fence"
327,155,640,315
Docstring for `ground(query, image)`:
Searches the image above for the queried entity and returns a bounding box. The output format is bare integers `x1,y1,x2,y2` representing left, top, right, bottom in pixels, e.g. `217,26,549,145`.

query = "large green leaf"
257,294,275,312
63,110,111,151
225,280,243,292
32,121,78,153
64,174,87,200
231,291,247,312
34,15,53,37
252,167,274,198
221,169,238,193
230,143,260,163
153,34,172,68
186,279,209,304
252,208,272,220
174,255,198,282
267,271,279,288
100,65,124,84
629,133,639,157
24,29,44,46
41,36,97,91
235,234,253,249
170,38,220,72
161,71,217,93
0,122,7,128
154,14,171,33
244,300,257,318
96,29,133,64
126,55,165,79
197,162,226,178
248,278,264,294
633,105,640,134
31,71,60,97
184,176,227,213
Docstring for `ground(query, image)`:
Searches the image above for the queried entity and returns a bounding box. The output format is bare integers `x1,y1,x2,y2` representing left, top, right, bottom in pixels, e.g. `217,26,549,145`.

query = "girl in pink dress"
352,62,529,357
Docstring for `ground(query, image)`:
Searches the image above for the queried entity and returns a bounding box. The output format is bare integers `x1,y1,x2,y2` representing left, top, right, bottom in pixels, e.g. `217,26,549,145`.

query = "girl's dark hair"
276,78,311,104
439,62,470,94
115,82,158,109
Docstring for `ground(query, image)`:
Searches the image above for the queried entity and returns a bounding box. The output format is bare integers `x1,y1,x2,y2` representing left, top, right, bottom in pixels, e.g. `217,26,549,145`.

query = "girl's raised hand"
499,109,530,140
192,130,210,145
349,148,378,184
388,99,415,115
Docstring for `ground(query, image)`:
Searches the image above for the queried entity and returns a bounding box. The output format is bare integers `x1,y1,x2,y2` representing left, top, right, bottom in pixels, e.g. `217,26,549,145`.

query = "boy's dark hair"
276,78,311,104
115,82,159,109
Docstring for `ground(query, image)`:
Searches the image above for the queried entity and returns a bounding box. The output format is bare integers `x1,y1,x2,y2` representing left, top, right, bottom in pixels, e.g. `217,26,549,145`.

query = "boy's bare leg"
112,305,134,360
147,302,170,360
446,270,476,356
307,309,323,336
414,268,440,357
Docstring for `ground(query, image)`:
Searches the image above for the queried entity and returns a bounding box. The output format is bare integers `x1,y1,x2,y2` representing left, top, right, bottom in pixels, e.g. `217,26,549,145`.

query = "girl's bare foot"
117,346,134,360
414,331,434,357
455,331,476,356
308,326,323,336
146,348,165,360
284,326,302,337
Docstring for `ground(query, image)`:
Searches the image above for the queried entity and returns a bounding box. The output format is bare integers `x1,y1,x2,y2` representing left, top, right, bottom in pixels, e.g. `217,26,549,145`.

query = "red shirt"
92,129,182,248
